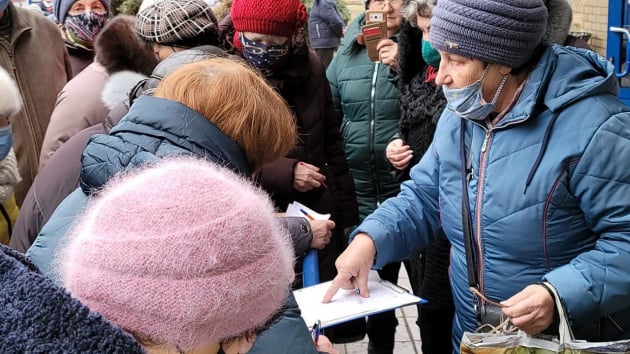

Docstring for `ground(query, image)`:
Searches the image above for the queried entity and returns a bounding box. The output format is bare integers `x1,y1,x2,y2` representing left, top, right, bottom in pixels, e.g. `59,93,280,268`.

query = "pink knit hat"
61,158,294,350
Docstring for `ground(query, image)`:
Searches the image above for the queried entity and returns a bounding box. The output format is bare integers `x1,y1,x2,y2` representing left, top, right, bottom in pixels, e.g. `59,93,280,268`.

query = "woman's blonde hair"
154,58,297,171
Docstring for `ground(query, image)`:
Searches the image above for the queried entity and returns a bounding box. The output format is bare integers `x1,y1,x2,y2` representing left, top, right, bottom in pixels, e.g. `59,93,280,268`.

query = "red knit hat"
231,0,307,38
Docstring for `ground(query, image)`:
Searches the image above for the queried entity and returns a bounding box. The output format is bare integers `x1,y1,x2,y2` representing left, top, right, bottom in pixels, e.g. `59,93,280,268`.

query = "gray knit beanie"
429,0,548,68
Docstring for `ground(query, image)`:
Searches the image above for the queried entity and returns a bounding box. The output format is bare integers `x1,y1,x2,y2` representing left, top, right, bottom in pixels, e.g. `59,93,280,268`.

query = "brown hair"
153,58,297,171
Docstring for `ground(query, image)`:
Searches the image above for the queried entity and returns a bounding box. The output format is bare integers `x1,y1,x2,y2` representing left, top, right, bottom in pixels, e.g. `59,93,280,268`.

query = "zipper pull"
481,131,490,153
466,167,474,184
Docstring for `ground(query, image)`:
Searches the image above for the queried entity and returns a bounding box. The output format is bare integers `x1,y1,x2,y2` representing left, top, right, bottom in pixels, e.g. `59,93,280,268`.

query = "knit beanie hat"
0,67,21,118
429,0,548,68
231,0,307,38
61,158,295,349
135,0,220,47
54,0,111,24
0,245,144,353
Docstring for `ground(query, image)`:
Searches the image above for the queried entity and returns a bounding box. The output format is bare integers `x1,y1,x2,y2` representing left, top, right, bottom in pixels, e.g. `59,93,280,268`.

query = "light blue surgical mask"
442,66,508,121
0,125,13,161
421,39,441,68
0,0,10,11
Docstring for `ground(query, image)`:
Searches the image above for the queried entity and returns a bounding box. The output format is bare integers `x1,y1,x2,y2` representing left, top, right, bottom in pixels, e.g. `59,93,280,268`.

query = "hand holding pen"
294,162,327,192
311,321,338,354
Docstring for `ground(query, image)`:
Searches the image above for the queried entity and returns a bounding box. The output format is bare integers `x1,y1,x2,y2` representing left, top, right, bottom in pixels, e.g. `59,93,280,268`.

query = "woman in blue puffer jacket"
324,0,630,352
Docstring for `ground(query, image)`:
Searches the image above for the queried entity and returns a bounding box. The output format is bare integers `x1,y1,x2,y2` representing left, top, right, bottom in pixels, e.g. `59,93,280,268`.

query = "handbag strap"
542,282,574,343
460,119,479,290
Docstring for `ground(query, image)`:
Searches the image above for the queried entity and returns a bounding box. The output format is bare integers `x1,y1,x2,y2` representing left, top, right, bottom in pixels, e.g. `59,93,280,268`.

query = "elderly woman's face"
435,51,485,89
369,0,403,34
416,15,430,36
68,0,106,15
436,51,512,105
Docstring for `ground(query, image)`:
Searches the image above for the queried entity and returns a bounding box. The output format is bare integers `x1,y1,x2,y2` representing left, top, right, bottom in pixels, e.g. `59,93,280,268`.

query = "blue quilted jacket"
354,44,630,351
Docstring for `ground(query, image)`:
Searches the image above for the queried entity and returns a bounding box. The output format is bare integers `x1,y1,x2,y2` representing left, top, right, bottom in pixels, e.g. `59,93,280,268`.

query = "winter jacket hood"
529,46,617,112
545,0,572,45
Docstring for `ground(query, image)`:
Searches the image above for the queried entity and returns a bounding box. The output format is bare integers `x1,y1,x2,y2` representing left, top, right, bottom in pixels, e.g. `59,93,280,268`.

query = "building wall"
345,0,611,55
570,0,608,55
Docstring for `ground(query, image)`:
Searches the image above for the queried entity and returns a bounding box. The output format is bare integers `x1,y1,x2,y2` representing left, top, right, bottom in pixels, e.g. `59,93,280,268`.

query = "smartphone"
365,10,386,24
362,10,387,61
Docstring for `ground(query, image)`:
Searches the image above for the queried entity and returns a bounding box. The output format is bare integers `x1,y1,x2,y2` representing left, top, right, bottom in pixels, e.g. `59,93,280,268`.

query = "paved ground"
333,267,423,354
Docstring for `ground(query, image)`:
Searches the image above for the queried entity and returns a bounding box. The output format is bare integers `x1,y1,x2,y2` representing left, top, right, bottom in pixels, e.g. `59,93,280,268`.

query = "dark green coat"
327,13,400,221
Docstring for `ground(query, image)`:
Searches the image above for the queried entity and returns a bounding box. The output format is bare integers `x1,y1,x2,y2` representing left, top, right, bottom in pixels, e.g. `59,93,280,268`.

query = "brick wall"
570,0,608,55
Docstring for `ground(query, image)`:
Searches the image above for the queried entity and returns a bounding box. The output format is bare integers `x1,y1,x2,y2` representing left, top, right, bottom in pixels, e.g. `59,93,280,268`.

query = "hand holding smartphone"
362,10,387,61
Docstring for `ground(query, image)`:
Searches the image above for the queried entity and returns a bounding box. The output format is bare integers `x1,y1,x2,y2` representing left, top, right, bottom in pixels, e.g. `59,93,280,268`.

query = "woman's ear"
221,335,256,354
498,65,512,76
237,334,256,353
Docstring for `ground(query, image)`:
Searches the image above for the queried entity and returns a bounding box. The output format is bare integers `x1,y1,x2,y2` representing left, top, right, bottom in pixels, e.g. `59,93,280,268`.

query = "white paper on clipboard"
293,270,425,328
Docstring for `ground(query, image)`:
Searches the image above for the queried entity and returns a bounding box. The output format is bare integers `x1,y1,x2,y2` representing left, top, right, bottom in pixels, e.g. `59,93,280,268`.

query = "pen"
300,208,315,220
311,320,321,344
352,276,360,295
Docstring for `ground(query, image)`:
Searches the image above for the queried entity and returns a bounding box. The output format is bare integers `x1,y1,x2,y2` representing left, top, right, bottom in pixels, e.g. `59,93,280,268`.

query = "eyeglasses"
371,0,403,8
240,33,289,57
241,44,288,57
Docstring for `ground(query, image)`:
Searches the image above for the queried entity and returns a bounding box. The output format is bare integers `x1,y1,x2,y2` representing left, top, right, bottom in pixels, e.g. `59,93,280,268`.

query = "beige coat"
0,4,72,206
38,62,109,170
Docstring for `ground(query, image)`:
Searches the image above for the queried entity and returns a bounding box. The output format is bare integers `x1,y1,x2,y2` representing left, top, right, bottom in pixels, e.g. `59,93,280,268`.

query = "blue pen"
311,320,322,344
299,208,315,220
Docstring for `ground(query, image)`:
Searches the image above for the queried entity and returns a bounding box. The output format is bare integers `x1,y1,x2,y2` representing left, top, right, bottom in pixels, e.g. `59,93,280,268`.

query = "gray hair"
403,0,437,27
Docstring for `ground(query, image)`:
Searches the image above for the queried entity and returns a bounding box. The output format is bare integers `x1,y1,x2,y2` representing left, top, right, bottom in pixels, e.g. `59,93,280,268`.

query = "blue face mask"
442,66,508,121
0,0,10,11
240,33,289,76
0,125,13,161
421,39,441,68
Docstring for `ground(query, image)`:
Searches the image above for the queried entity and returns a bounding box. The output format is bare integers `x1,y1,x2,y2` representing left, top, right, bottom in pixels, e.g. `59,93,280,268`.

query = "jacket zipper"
370,63,381,205
472,116,529,295
475,128,491,294
316,24,321,38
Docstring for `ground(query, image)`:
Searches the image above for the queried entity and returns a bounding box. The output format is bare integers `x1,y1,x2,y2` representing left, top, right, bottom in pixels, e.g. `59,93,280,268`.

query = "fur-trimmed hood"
94,15,158,76
545,0,572,45
101,71,149,111
0,68,22,117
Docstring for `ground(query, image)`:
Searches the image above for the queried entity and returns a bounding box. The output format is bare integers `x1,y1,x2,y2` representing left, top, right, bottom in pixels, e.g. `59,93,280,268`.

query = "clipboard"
293,270,426,328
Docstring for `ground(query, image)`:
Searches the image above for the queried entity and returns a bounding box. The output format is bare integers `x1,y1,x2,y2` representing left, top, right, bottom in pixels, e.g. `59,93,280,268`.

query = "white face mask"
442,65,508,121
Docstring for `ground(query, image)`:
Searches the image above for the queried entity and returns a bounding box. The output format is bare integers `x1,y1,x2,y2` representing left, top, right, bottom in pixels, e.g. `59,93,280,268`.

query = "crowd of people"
1,0,630,353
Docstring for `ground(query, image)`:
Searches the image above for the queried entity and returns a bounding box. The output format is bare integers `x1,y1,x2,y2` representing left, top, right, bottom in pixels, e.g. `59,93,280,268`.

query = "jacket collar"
113,96,251,177
6,3,32,47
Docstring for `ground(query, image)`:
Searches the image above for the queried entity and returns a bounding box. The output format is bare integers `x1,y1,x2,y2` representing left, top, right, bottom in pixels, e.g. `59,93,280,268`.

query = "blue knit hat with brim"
429,0,548,68
54,0,110,24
